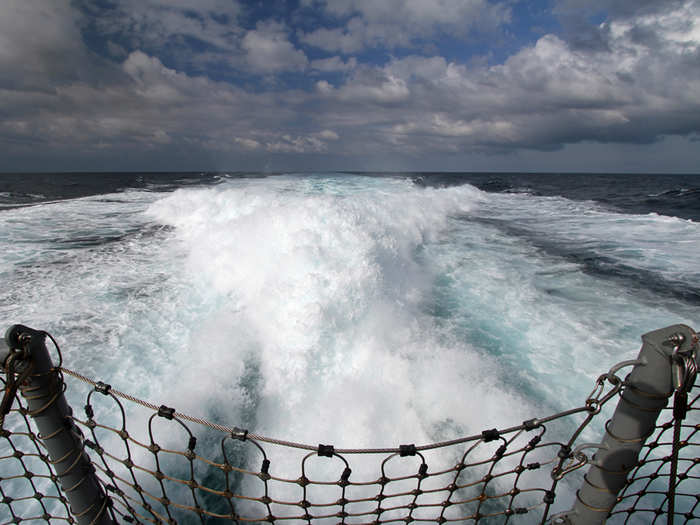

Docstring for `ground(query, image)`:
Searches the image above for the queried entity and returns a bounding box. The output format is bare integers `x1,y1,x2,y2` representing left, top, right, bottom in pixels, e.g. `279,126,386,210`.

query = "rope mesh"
605,391,700,524
1,353,698,524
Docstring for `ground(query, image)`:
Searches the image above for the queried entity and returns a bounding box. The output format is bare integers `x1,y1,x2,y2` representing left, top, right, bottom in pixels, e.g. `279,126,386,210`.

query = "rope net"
605,390,700,524
1,347,698,524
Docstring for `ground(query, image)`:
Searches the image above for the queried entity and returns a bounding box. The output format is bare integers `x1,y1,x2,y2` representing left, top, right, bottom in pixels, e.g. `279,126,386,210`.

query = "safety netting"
1,340,697,524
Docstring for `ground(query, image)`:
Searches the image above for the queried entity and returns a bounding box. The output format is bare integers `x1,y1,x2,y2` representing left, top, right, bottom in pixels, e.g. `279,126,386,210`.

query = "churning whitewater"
1,173,698,520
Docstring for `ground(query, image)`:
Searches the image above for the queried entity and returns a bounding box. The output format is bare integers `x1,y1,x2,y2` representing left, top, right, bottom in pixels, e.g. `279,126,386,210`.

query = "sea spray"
1,173,698,522
144,177,534,442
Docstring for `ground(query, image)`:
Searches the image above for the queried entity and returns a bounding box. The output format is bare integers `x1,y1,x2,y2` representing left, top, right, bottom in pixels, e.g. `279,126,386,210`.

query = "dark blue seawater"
0,172,225,207
414,172,700,222
2,172,699,220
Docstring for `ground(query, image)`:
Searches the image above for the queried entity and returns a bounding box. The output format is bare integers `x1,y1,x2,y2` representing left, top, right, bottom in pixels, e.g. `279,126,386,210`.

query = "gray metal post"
2,324,115,525
554,324,697,525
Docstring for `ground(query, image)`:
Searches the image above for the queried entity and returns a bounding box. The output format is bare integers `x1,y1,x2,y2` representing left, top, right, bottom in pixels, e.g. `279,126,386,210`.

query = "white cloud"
316,80,335,95
265,133,331,153
0,36,300,155
300,0,510,52
320,0,506,27
2,0,700,169
300,17,368,53
391,115,520,148
122,51,191,103
318,129,340,140
242,21,309,73
91,0,243,53
344,76,410,103
235,137,261,150
490,35,625,109
431,115,518,141
321,70,411,104
316,1,700,154
311,56,357,72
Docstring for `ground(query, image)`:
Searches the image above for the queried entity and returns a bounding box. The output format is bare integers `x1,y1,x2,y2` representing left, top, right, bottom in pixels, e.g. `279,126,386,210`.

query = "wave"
144,177,539,444
2,174,699,520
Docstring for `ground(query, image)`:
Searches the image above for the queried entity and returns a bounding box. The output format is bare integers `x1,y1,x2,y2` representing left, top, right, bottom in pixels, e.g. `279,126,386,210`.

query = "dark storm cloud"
0,2,88,91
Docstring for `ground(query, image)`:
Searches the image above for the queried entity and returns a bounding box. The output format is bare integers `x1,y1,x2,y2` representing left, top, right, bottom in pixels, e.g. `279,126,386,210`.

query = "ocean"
1,172,698,522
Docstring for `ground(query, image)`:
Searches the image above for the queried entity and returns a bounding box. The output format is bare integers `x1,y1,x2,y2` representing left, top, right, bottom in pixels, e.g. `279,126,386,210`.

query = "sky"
1,0,699,173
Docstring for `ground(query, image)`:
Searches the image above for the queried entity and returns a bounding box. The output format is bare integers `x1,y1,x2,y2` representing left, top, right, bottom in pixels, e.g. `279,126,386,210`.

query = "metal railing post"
2,324,115,525
554,324,697,525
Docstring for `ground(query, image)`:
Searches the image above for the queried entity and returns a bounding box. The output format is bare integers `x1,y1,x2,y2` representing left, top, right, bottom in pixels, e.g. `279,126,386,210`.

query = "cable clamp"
481,429,499,442
157,405,175,420
523,418,539,431
318,444,334,457
231,427,248,441
95,382,111,395
543,490,555,504
399,444,417,456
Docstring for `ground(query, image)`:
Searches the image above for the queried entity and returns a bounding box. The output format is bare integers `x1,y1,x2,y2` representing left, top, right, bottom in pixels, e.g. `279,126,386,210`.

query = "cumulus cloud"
242,21,309,73
124,53,177,91
1,0,700,170
318,69,411,104
1,43,297,157
356,2,700,153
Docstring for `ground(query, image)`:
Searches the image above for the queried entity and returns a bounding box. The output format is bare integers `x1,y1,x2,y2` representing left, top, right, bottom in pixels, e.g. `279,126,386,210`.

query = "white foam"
144,177,532,441
2,176,697,520
139,176,555,517
479,192,700,289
